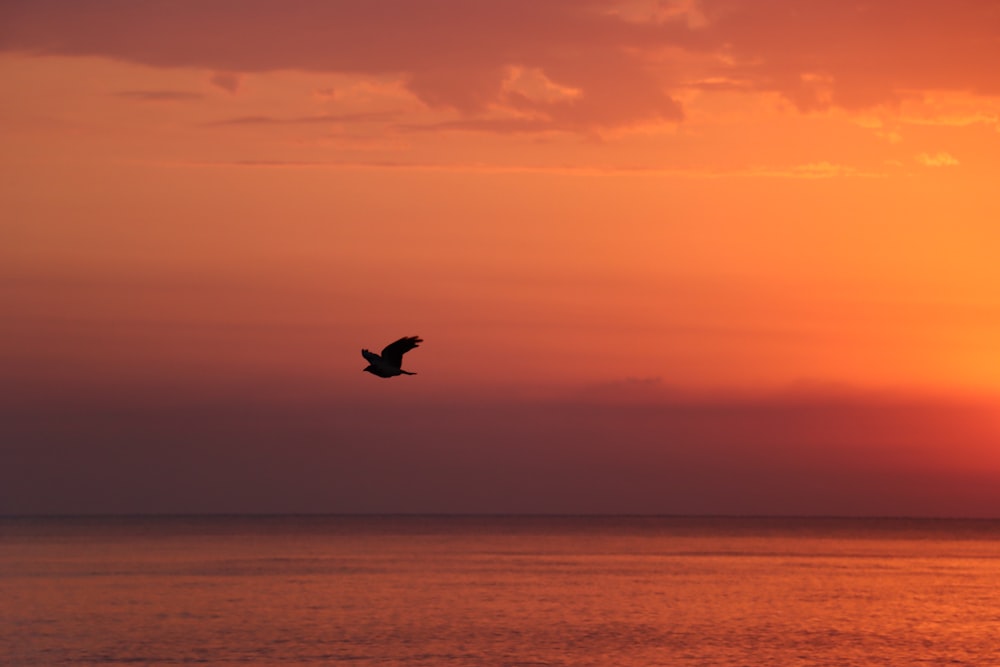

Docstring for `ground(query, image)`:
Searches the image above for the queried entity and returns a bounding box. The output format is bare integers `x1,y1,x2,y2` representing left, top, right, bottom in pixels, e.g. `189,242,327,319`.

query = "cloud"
0,0,686,133
733,162,883,179
789,161,860,178
694,0,1000,110
917,152,959,167
209,71,241,94
3,1,999,133
203,111,396,127
904,111,1000,129
398,117,573,136
114,90,204,102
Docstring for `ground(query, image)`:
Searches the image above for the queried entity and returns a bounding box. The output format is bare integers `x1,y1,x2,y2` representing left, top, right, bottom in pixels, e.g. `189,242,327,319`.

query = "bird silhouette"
361,336,422,378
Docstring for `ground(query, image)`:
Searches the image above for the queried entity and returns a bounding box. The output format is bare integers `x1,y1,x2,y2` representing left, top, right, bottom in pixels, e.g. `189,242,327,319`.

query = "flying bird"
361,336,422,378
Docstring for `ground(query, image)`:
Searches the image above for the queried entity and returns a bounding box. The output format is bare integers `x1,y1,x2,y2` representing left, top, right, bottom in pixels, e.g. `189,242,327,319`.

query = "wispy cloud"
917,152,959,167
203,111,397,127
161,157,887,182
397,117,570,136
209,71,241,94
739,161,883,179
114,90,204,102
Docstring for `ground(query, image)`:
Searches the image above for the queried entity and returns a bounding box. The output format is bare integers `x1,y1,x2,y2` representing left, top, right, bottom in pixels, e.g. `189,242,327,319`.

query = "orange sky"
3,1,1000,515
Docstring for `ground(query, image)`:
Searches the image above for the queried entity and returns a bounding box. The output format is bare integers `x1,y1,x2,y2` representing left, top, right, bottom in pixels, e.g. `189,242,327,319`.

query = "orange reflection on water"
4,517,1000,665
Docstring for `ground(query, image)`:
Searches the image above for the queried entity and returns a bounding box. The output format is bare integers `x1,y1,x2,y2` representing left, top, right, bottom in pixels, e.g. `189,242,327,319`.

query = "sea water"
2,515,999,666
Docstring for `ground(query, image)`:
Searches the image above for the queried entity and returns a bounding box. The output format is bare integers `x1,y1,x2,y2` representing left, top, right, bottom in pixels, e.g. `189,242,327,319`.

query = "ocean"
2,515,999,666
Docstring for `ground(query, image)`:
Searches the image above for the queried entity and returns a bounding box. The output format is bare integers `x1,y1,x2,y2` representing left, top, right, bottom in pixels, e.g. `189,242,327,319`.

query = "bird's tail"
400,370,416,375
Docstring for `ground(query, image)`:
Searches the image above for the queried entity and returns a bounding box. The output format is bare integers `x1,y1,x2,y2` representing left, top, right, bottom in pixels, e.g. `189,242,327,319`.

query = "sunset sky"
3,0,1000,516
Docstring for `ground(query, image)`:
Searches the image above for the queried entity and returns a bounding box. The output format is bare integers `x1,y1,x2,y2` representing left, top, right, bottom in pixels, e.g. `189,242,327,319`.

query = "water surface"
3,515,999,665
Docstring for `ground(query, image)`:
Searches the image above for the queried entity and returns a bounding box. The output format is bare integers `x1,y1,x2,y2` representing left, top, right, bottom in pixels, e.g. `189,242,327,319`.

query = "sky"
3,0,1000,516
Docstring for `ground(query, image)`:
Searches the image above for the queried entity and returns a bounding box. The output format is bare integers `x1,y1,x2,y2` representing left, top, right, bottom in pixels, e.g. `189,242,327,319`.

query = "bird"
361,336,422,378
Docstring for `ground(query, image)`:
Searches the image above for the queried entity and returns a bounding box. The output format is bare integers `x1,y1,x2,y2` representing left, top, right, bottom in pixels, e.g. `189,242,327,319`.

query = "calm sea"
2,515,999,666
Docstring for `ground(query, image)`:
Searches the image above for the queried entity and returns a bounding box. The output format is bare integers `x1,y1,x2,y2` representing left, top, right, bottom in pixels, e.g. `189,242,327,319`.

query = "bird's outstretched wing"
380,336,422,368
361,349,381,364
